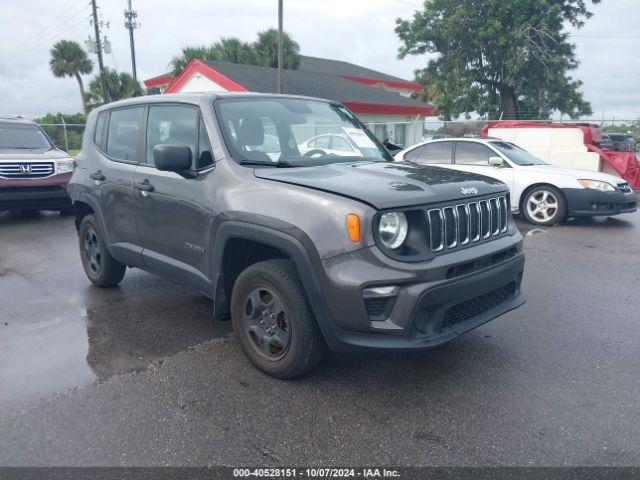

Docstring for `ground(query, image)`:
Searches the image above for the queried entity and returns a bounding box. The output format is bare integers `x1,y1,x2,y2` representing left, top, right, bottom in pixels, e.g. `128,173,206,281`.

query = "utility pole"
124,0,139,83
90,0,110,102
277,0,283,94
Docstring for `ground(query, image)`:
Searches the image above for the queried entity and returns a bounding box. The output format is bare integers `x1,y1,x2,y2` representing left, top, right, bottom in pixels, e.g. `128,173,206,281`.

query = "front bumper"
562,187,637,217
317,233,525,354
0,173,72,211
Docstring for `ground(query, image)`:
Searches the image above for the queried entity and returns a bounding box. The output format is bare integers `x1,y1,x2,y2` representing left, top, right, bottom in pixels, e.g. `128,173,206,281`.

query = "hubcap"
526,190,558,223
242,287,291,360
83,227,102,274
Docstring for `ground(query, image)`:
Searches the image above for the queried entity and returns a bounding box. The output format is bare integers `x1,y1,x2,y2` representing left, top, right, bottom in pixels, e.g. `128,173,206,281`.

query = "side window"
106,107,143,162
94,111,107,149
416,142,453,164
455,142,494,165
197,119,214,169
316,136,331,149
404,145,424,161
332,136,354,151
146,105,198,166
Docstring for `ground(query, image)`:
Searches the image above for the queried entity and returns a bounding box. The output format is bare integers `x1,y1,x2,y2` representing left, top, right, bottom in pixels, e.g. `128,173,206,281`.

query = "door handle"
134,179,155,193
89,170,105,181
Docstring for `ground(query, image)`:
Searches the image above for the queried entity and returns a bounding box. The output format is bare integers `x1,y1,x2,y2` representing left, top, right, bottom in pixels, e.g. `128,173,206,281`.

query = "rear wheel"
78,214,126,287
230,259,326,379
522,186,567,226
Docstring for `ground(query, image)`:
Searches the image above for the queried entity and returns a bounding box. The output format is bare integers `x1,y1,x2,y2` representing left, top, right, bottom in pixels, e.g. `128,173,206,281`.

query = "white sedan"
395,137,637,225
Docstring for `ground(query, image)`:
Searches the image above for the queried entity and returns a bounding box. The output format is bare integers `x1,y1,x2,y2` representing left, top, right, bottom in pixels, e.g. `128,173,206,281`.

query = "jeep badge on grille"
461,186,478,195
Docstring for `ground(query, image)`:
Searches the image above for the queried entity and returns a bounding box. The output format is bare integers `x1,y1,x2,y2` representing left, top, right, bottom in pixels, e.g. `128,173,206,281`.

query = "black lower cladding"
561,187,637,217
442,282,516,327
0,186,71,210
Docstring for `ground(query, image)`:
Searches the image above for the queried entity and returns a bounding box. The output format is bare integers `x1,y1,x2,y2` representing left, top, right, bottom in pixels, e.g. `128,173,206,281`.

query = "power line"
17,15,90,57
13,1,90,54
569,34,640,39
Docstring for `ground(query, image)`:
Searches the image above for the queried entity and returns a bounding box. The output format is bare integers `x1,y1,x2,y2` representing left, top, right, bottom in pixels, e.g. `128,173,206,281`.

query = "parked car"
298,133,380,158
395,137,637,226
68,93,525,378
0,116,74,213
599,134,615,151
604,133,637,152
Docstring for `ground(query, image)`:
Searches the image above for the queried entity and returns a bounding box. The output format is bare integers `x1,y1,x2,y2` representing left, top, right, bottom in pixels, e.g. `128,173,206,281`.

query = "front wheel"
521,186,567,226
230,259,326,379
78,214,126,287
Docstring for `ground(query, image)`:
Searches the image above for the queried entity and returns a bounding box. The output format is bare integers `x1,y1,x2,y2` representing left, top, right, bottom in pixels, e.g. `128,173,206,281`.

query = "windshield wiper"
239,160,294,168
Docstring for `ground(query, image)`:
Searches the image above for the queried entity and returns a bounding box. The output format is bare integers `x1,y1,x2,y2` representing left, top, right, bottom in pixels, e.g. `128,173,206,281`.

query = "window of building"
374,124,387,142
395,124,407,147
106,107,143,162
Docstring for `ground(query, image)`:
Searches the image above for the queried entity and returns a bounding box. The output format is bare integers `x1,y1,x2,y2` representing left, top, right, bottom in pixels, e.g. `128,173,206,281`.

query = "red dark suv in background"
0,116,74,213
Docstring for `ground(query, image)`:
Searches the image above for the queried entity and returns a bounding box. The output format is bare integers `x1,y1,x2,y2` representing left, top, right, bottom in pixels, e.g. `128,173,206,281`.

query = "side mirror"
153,144,192,172
489,156,505,168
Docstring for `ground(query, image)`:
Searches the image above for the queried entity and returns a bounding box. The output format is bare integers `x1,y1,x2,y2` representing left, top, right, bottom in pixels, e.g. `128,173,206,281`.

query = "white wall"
178,73,228,93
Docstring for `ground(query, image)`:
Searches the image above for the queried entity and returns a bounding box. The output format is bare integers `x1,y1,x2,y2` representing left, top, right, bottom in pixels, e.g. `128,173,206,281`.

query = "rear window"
106,108,143,162
0,122,51,150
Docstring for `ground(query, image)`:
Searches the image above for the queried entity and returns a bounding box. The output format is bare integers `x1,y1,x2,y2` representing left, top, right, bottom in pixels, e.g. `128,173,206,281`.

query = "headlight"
577,179,615,192
378,212,408,249
56,158,75,174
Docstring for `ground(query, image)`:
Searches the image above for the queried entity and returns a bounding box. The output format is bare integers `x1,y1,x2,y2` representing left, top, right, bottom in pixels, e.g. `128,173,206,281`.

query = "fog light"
363,286,399,298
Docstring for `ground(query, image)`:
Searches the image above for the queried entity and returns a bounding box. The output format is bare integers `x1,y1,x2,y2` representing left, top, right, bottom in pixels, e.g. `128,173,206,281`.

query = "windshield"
490,141,546,166
215,97,392,166
0,123,52,149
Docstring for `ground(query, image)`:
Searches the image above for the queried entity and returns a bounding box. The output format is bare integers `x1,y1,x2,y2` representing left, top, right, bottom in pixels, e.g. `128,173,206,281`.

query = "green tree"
34,112,86,150
396,0,597,120
253,28,300,69
170,45,213,76
211,37,258,65
49,40,93,117
86,68,144,107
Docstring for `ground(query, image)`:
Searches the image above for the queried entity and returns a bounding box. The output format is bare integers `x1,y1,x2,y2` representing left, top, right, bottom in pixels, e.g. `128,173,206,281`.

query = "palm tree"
211,37,257,65
86,68,144,107
253,28,300,69
170,45,213,76
49,40,93,117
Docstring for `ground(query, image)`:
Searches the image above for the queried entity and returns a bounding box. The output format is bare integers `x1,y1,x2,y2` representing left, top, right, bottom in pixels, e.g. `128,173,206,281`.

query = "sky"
0,0,638,120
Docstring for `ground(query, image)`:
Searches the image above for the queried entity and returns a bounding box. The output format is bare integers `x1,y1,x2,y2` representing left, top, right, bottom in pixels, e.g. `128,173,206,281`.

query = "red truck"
0,116,74,213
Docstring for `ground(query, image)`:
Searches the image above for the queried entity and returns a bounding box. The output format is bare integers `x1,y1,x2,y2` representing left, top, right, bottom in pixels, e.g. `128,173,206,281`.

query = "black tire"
230,259,326,379
521,185,567,226
78,214,126,287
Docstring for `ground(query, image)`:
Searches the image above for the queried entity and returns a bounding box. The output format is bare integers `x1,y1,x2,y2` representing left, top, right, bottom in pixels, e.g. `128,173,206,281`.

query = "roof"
298,55,412,84
144,55,423,91
174,60,433,115
0,116,36,125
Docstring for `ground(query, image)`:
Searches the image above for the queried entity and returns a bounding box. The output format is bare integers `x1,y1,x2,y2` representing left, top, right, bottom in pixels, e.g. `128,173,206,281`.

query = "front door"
133,104,216,294
450,141,515,207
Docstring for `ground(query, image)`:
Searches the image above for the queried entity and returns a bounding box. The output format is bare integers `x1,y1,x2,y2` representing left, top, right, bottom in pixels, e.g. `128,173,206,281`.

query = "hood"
519,164,625,185
0,148,70,161
254,161,507,209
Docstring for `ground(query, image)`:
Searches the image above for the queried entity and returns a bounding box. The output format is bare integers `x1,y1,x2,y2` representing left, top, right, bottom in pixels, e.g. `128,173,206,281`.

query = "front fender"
211,218,341,349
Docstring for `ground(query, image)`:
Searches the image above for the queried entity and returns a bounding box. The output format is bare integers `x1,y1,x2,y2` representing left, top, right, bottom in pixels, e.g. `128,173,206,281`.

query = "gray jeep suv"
68,93,525,378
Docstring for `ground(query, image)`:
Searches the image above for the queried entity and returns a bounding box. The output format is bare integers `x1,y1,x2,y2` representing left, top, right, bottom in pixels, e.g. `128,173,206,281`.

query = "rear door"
133,103,216,295
92,106,144,266
410,140,454,166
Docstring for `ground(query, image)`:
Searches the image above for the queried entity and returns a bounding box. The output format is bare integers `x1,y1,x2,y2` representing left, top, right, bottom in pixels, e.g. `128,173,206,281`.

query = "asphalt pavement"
0,209,639,466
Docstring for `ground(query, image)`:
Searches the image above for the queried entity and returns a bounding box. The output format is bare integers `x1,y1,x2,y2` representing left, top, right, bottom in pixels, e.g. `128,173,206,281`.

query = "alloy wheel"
526,190,558,223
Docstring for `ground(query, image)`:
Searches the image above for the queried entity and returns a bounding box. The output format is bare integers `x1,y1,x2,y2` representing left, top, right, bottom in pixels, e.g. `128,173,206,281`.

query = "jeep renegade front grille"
0,162,55,179
428,195,508,252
